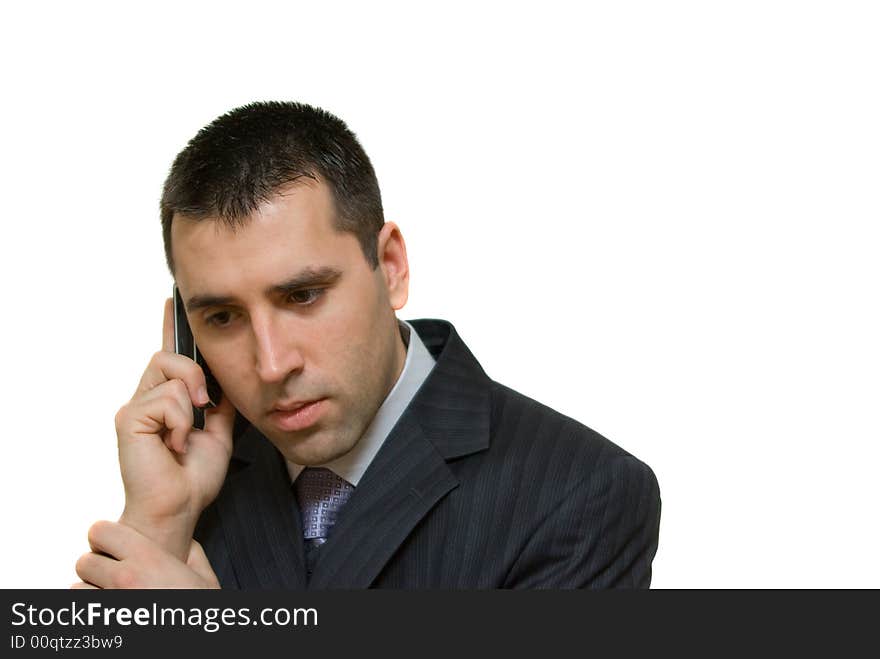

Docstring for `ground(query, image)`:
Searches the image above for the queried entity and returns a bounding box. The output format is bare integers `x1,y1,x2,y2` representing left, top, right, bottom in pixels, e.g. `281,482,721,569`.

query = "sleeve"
503,454,662,589
193,503,240,589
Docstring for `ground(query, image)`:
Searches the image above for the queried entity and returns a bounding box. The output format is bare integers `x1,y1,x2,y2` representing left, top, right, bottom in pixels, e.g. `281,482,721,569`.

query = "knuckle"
167,412,184,433
74,553,91,577
176,420,192,438
87,520,109,546
160,392,183,413
168,378,189,400
112,566,139,589
114,405,128,428
168,406,192,440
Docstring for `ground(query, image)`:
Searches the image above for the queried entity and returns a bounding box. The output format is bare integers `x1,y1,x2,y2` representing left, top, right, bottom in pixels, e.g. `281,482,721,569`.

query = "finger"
71,581,99,590
126,380,194,454
87,520,124,558
87,520,151,561
75,551,120,589
186,540,219,586
185,395,236,466
203,393,236,447
142,379,195,454
135,351,210,408
163,297,174,353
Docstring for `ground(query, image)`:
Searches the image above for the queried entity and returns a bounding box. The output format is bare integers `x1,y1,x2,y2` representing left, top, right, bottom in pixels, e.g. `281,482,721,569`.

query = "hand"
114,297,236,559
73,521,220,589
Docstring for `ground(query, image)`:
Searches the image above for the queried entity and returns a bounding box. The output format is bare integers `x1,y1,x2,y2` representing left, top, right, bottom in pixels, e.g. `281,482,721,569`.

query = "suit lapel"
309,319,493,588
216,425,308,589
307,413,458,588
212,319,492,589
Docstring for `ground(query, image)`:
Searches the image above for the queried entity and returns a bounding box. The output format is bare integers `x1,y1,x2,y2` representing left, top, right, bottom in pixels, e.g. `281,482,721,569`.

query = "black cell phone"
173,285,223,430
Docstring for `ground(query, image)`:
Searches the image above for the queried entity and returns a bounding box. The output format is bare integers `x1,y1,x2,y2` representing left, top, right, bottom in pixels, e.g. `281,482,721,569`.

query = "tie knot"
294,467,354,541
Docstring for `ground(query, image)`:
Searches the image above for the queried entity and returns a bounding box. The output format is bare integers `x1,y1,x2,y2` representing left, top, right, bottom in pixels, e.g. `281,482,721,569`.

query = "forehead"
171,179,362,296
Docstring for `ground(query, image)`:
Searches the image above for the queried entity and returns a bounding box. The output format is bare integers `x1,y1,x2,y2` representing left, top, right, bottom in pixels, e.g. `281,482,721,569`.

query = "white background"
1,1,877,588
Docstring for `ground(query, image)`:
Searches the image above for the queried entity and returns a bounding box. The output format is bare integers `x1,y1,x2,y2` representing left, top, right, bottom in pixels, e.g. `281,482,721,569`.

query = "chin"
268,428,356,466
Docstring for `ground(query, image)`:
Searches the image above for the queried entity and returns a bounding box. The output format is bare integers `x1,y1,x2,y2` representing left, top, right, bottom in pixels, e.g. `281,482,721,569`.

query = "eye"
288,289,324,305
205,310,235,328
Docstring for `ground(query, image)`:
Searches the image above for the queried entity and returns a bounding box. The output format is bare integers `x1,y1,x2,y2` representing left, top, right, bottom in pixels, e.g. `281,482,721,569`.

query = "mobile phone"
173,285,223,430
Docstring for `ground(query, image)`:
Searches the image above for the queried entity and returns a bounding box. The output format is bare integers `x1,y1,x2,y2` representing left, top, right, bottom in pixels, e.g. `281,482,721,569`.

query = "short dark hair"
160,101,384,276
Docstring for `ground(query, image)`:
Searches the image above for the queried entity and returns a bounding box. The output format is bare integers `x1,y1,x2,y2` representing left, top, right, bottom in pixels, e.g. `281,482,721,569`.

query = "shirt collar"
286,319,436,486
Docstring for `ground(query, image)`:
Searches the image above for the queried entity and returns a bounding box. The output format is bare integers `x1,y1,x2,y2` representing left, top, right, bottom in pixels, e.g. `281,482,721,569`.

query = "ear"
376,222,409,310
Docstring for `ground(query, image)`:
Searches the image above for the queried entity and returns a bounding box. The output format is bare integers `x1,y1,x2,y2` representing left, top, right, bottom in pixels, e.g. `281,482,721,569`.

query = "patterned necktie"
294,467,355,577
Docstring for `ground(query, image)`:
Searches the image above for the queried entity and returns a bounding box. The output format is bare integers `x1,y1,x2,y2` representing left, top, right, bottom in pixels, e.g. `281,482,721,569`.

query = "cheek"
322,312,379,378
319,293,388,393
200,340,258,412
210,360,253,412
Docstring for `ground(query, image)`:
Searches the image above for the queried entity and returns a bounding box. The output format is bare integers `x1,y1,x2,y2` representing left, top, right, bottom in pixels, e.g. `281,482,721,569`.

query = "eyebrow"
185,266,343,312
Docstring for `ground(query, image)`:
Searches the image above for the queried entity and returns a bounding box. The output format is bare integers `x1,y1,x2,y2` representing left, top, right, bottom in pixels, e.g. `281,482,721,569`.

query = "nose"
252,312,305,384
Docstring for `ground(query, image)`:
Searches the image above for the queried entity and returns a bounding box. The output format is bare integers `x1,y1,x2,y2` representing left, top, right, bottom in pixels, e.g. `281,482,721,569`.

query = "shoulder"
485,380,659,495
472,381,661,587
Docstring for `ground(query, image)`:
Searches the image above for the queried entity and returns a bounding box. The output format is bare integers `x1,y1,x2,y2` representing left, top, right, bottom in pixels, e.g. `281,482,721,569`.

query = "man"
74,101,661,589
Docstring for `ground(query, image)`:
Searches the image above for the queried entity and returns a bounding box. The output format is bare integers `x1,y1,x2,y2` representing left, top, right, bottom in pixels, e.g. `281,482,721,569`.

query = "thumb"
183,393,236,507
203,393,237,451
186,539,220,588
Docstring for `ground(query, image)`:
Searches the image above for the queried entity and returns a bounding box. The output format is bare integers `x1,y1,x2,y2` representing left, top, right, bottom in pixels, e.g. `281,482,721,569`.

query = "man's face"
171,179,409,465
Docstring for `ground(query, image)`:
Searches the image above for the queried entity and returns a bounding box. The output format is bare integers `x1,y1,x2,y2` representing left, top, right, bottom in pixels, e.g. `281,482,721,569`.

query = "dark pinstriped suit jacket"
194,319,661,588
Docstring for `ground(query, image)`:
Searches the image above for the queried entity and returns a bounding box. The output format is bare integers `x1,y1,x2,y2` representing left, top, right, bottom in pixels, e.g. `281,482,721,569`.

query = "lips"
268,398,326,432
273,399,320,413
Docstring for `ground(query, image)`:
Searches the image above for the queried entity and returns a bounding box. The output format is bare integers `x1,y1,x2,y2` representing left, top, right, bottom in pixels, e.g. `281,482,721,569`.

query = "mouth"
268,399,326,432
272,399,321,413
